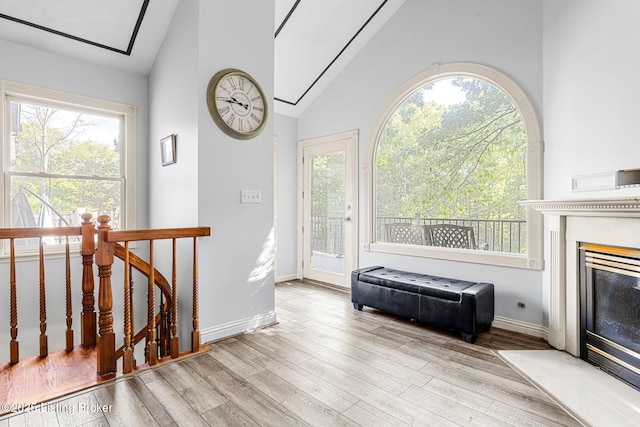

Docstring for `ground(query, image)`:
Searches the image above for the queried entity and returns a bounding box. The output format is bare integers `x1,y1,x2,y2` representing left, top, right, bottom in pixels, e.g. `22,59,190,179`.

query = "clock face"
206,69,268,140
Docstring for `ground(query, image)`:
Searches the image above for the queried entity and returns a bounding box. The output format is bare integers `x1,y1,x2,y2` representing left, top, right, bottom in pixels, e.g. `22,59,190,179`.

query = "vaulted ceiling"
0,0,405,117
0,0,180,76
273,0,405,117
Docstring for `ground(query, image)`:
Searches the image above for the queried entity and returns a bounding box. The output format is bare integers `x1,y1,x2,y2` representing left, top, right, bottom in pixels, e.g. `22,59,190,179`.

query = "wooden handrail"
2,213,210,378
113,243,172,299
94,215,210,375
0,227,82,238
105,227,211,242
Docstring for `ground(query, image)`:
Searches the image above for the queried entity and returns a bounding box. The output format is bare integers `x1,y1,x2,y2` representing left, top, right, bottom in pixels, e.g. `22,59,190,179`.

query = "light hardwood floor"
0,280,582,426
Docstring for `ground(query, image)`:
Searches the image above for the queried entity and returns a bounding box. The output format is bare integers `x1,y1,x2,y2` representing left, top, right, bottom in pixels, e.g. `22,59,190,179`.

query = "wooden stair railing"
112,243,172,360
0,213,96,364
94,215,211,375
111,242,174,367
1,213,210,379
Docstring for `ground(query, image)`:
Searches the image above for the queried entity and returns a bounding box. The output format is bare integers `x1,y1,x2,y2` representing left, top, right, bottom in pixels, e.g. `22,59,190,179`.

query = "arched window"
364,64,542,269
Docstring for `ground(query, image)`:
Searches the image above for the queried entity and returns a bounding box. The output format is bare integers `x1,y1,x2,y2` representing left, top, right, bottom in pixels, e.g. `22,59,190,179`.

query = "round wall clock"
206,68,268,140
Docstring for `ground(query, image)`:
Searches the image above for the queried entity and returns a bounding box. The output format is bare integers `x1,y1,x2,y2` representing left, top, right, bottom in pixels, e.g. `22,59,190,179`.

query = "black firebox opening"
580,243,640,391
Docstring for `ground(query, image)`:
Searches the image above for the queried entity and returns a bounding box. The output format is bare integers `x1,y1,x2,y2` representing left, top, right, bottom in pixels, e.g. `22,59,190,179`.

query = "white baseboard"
493,315,549,341
275,274,299,283
200,310,278,344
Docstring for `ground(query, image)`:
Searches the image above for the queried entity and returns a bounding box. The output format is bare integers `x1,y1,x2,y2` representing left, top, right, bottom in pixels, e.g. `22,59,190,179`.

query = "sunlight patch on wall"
248,227,275,286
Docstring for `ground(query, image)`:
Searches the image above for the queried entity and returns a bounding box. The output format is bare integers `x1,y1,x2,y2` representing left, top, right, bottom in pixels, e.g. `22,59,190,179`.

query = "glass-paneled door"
299,131,357,287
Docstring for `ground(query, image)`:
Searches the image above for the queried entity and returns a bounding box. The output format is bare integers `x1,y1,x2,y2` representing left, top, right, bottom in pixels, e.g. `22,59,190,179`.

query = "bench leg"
461,332,476,343
353,303,363,311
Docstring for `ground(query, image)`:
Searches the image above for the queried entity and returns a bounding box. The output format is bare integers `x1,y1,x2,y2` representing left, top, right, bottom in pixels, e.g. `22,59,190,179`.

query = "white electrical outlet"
241,189,261,203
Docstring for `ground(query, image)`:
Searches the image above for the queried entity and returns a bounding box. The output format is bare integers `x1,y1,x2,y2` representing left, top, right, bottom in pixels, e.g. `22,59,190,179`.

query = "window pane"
310,151,346,274
11,175,121,229
376,77,527,253
2,81,134,243
10,101,120,177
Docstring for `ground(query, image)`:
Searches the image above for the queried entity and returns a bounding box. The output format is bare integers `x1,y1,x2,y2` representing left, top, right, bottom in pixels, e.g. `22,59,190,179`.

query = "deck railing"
378,215,526,253
0,213,210,377
310,214,527,254
311,215,345,256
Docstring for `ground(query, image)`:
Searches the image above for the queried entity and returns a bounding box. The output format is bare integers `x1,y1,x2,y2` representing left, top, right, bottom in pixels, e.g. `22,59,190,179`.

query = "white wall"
196,0,276,341
542,0,640,199
148,0,277,344
274,113,299,280
541,0,640,335
148,0,199,228
297,0,546,327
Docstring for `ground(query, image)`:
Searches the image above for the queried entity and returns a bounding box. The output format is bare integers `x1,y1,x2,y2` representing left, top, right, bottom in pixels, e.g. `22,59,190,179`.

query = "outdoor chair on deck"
385,223,431,245
427,224,477,249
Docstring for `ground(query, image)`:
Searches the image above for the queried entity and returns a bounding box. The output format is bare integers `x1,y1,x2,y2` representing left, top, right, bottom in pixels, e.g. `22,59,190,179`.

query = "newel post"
95,215,116,375
80,213,97,348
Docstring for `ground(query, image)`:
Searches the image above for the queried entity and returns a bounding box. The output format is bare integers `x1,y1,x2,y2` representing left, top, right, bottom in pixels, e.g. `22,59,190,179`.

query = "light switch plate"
241,189,261,203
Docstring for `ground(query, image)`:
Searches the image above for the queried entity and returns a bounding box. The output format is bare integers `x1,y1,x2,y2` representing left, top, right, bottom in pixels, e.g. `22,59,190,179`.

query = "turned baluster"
122,241,134,374
65,237,73,351
158,293,167,358
39,237,48,358
96,215,116,375
129,264,136,367
80,212,96,348
170,238,179,359
9,238,19,364
192,236,200,352
147,240,158,365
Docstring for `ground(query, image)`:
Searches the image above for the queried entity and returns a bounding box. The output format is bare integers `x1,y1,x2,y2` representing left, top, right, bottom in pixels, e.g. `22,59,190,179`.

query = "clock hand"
230,97,249,110
220,97,250,110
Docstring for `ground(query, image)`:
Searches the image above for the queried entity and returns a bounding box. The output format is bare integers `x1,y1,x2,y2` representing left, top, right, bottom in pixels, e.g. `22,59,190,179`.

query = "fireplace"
522,197,640,385
580,243,640,390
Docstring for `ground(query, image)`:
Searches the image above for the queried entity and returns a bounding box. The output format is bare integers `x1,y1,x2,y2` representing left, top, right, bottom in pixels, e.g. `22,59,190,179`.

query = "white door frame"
273,135,279,282
297,130,358,287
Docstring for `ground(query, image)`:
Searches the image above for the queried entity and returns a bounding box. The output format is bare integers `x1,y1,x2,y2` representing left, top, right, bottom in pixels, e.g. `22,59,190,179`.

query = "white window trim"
0,80,137,240
363,63,543,270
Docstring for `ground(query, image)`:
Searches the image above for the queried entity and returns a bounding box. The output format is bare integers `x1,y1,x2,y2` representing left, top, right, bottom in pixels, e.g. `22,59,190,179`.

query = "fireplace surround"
523,198,640,370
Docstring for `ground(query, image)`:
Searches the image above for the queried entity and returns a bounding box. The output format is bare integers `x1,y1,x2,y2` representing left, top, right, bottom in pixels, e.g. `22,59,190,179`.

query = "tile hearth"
499,349,640,427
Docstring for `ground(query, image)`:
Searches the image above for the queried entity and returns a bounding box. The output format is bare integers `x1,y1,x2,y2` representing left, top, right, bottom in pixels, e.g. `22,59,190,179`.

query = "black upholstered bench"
351,266,494,343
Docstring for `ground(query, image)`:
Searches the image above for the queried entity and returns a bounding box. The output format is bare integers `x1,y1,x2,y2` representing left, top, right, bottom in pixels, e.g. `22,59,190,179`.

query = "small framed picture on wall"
161,134,176,166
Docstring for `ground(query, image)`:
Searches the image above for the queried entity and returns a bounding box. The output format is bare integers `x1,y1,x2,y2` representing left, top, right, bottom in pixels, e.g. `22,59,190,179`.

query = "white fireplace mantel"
522,197,640,356
522,197,640,217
